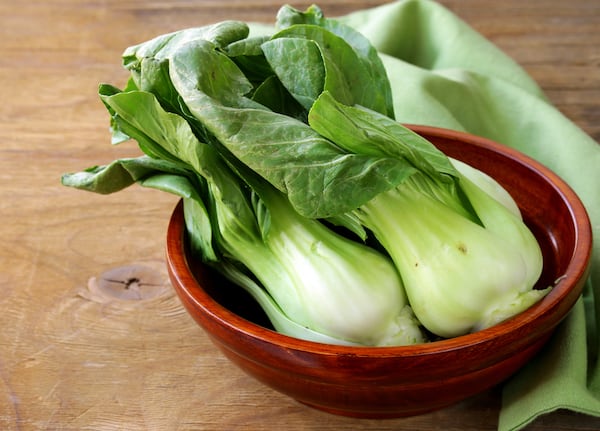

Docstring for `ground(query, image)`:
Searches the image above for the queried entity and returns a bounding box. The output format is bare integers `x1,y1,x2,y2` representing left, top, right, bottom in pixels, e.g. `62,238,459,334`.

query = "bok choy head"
62,4,548,346
210,162,425,346
62,83,425,347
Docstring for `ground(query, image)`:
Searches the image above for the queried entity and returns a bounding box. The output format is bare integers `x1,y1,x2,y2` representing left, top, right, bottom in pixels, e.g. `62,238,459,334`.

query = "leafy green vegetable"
62,4,548,344
166,49,415,217
353,172,546,338
65,84,425,346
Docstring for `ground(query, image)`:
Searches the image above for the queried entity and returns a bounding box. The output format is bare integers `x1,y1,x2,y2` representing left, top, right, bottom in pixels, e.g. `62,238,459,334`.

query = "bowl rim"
166,124,593,357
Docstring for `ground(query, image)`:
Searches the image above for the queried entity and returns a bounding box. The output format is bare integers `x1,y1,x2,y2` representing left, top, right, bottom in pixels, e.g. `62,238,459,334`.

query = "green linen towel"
252,1,600,429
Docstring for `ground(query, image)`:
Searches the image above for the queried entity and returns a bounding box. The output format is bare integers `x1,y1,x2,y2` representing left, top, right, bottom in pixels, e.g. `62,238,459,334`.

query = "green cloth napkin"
251,1,600,429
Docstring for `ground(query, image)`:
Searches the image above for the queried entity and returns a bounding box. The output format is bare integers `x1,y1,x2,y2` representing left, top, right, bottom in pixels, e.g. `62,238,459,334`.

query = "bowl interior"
176,125,591,349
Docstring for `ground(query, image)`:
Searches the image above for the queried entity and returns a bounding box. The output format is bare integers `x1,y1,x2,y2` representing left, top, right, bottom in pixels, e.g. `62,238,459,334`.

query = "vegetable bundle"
62,5,548,346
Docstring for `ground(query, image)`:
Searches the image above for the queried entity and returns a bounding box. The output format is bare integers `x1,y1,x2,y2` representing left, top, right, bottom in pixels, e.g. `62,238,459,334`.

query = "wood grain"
0,1,598,430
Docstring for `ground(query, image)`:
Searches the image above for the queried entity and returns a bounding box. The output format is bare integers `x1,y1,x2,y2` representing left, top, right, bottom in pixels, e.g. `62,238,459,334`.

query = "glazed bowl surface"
166,125,592,418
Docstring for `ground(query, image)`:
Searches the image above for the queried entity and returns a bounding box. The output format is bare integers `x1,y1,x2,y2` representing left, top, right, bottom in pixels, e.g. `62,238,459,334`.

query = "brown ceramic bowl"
165,125,592,418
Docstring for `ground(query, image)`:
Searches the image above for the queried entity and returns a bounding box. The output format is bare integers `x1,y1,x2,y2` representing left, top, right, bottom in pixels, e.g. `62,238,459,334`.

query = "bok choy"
62,4,548,345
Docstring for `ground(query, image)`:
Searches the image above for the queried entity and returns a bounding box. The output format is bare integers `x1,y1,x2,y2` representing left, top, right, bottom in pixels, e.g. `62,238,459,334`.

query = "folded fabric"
252,1,600,429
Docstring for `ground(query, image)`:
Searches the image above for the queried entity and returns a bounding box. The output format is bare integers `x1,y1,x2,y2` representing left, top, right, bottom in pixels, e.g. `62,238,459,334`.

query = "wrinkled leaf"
261,37,325,110
266,25,388,114
251,75,307,120
123,20,249,73
167,41,416,218
61,156,189,194
275,4,394,117
309,91,458,180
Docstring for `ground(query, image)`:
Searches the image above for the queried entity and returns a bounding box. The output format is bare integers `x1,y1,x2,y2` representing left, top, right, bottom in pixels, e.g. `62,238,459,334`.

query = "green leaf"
275,4,325,29
122,21,250,72
309,91,458,181
97,83,131,145
137,57,182,115
60,156,189,194
168,39,264,110
274,5,394,117
186,102,415,218
225,36,274,85
136,173,218,262
267,26,378,112
251,76,307,121
165,39,415,218
98,85,180,162
261,37,325,110
99,89,218,171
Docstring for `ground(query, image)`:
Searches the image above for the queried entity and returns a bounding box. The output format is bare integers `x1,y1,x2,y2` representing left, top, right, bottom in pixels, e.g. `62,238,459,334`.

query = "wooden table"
1,1,599,429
